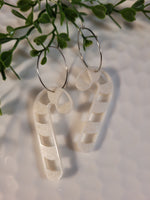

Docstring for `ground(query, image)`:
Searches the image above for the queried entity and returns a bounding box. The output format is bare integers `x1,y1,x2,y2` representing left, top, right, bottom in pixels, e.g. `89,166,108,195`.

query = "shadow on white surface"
95,67,120,150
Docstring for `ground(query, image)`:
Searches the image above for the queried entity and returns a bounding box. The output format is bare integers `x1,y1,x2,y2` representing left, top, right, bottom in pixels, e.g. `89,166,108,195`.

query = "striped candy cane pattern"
74,70,113,152
33,88,72,180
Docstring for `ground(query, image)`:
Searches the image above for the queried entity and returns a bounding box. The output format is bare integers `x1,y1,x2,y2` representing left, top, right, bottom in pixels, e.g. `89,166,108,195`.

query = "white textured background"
0,1,150,200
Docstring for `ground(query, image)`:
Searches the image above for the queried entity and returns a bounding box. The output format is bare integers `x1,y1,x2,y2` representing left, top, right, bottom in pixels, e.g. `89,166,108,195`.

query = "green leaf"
59,33,70,41
0,100,2,115
0,60,6,80
39,13,51,24
0,32,15,44
92,5,106,19
57,33,70,49
105,3,114,15
30,49,39,57
46,3,55,18
132,0,144,11
72,0,81,3
0,0,4,9
0,37,15,45
0,33,7,38
57,35,67,49
34,35,47,45
83,38,93,50
41,56,47,65
17,0,32,12
60,11,65,25
7,26,15,36
120,8,136,22
11,9,26,20
34,21,42,33
0,50,13,68
64,7,78,22
26,11,33,25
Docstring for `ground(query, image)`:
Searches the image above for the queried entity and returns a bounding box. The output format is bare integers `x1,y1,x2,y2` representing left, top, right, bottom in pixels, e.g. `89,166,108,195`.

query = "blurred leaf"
46,3,55,18
105,3,114,15
0,37,15,44
7,26,15,36
17,0,32,12
39,13,51,24
57,33,70,49
30,49,39,57
0,0,4,9
26,11,33,25
60,11,65,25
11,9,26,20
0,33,7,38
34,35,47,45
34,21,42,33
41,56,47,65
83,38,93,50
120,8,136,22
59,33,70,41
0,100,2,115
57,36,67,49
64,7,78,22
132,0,144,11
0,60,6,80
1,50,13,68
92,5,106,19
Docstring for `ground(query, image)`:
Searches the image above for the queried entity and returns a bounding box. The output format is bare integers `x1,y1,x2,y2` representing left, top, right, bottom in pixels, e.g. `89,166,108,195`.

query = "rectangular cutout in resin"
39,135,54,147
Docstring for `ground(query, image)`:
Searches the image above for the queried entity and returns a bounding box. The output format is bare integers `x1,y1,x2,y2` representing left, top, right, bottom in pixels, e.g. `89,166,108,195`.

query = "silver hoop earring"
37,46,68,93
75,26,102,91
33,46,73,180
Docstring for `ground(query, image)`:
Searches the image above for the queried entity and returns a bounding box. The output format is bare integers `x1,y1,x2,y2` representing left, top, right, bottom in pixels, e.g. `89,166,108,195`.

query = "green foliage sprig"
0,0,149,82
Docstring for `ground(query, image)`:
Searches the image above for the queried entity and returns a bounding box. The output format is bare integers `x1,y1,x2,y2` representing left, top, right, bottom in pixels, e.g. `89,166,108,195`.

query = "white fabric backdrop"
0,1,150,200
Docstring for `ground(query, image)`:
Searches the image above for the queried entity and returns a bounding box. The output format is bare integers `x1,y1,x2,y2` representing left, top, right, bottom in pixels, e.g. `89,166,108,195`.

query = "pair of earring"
32,26,113,180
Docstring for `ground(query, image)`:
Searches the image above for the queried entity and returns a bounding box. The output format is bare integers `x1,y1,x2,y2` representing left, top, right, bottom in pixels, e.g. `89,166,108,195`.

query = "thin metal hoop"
77,26,102,73
37,46,68,93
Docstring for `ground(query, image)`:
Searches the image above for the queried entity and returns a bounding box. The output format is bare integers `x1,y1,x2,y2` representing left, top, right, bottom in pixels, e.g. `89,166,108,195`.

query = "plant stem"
109,15,121,29
26,37,35,50
47,33,55,48
143,11,150,19
52,20,58,35
4,2,18,8
113,8,120,13
72,2,92,9
12,40,19,51
66,20,69,36
9,66,20,80
15,25,30,31
144,10,150,13
144,3,150,8
114,0,127,8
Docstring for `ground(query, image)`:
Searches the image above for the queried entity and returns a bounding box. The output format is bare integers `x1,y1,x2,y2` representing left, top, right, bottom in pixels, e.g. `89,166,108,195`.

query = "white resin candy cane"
74,70,113,152
33,88,72,180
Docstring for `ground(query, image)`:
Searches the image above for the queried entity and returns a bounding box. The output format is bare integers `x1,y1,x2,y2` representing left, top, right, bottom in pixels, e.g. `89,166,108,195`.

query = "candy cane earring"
33,46,73,180
73,27,113,152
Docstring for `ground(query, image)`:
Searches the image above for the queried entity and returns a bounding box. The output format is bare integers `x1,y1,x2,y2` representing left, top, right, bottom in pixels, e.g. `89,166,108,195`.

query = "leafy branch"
0,0,149,82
